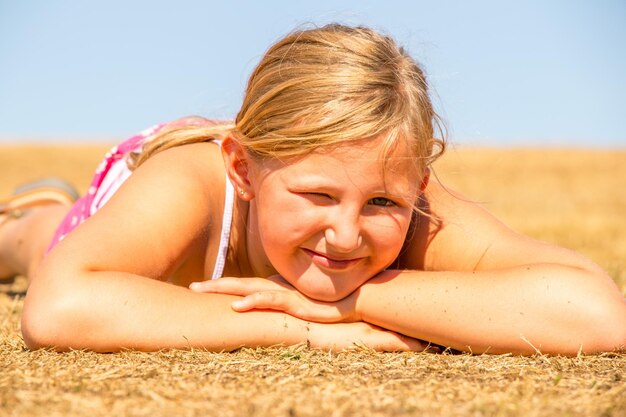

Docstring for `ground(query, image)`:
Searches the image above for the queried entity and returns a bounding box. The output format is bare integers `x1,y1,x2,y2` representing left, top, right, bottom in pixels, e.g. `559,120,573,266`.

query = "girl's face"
245,135,424,302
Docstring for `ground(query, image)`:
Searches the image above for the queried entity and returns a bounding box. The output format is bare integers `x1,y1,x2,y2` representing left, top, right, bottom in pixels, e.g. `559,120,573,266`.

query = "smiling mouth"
302,248,364,270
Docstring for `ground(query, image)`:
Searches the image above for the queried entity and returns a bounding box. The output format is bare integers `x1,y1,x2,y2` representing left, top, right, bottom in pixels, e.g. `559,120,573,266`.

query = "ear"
221,136,255,200
419,168,430,193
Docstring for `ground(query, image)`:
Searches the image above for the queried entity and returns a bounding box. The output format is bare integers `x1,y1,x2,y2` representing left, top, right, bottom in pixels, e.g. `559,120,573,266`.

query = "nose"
324,209,362,253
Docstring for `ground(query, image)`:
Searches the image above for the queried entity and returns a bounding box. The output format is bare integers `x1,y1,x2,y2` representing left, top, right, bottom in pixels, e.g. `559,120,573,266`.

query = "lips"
302,248,364,270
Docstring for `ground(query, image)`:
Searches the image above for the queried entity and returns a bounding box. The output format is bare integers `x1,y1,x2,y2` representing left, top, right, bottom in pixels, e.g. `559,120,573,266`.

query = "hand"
307,321,433,352
189,276,360,323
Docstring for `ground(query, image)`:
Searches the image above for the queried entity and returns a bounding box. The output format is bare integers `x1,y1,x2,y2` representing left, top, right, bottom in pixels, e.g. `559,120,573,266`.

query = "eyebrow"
285,163,417,188
287,178,415,203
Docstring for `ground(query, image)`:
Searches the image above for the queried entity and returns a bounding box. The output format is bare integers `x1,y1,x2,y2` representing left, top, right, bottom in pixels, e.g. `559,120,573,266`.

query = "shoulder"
399,180,602,273
125,141,228,240
46,142,227,279
398,181,499,271
125,141,226,212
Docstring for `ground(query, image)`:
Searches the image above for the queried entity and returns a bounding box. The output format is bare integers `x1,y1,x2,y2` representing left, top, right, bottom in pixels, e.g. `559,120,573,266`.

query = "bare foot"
0,205,70,282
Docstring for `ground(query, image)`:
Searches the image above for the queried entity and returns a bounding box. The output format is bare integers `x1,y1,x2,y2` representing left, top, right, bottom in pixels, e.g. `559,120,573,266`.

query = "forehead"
256,135,421,193
316,134,416,172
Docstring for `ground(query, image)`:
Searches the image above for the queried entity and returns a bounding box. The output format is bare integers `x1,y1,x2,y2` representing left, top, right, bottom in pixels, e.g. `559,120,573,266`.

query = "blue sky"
0,0,624,146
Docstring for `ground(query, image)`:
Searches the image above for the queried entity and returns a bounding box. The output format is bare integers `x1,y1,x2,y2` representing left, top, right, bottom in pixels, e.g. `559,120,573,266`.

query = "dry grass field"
1,144,625,417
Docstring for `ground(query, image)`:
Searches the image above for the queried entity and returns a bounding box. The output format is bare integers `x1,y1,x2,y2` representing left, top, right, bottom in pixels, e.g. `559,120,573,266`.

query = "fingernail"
189,282,202,291
232,300,244,309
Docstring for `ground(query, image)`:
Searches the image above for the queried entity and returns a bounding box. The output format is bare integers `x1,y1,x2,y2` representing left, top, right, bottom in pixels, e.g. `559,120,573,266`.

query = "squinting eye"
368,197,395,207
300,192,334,203
307,192,332,199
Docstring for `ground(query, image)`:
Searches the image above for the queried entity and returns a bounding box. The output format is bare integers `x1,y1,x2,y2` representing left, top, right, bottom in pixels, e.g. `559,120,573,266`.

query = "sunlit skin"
16,128,625,354
239,135,425,302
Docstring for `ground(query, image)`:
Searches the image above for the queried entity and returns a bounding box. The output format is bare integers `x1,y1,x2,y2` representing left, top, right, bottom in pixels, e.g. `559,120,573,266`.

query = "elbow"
21,271,88,351
21,291,76,351
596,309,626,353
21,312,55,351
577,296,626,354
556,268,626,354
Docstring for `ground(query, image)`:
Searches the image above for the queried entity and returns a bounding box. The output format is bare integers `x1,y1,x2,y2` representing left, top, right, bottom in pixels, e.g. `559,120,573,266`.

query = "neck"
226,198,251,277
244,200,278,278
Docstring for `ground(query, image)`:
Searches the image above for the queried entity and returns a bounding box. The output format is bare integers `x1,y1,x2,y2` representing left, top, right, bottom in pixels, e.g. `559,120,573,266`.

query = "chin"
282,264,371,302
306,291,345,303
297,282,354,302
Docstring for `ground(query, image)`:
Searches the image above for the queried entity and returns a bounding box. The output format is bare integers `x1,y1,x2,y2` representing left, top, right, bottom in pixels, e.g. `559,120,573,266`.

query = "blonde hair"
130,23,445,176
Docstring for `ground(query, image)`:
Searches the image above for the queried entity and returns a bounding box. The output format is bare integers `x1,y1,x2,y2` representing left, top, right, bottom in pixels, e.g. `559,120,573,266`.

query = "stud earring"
239,188,246,196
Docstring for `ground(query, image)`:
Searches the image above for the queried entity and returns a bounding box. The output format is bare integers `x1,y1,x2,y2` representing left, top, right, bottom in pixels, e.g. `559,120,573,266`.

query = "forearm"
22,270,309,352
355,264,626,355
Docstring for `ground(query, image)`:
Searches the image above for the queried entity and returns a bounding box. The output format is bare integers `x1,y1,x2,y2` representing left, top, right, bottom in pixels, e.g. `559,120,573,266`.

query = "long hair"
129,24,445,175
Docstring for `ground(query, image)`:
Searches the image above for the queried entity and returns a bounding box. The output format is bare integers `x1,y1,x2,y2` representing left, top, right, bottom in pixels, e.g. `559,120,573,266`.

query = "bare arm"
191,264,626,355
22,268,308,351
21,144,421,352
355,266,625,355
355,182,626,354
199,181,626,354
23,265,425,352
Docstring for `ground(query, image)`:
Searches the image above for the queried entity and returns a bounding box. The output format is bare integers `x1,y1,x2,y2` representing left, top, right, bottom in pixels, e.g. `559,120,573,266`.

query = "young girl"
2,24,625,355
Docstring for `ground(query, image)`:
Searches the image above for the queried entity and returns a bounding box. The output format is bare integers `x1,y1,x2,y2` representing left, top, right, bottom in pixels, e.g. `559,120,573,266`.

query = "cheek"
364,212,411,254
256,195,319,252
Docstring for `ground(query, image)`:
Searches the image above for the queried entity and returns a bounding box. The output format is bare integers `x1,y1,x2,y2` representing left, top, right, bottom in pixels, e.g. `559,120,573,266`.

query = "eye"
368,197,395,207
305,192,332,199
298,192,334,203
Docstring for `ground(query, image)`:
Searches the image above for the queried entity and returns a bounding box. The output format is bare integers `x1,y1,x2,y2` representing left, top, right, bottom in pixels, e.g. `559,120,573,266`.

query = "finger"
231,291,291,313
362,328,426,352
189,277,285,295
232,292,339,322
394,334,428,352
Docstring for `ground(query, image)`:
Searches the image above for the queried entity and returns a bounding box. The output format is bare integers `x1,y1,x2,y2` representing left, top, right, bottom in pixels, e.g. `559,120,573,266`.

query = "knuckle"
255,291,281,305
294,307,308,318
267,292,280,303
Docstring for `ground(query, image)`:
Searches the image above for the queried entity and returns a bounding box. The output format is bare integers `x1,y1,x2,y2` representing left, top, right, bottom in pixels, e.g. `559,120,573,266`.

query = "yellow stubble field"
1,144,625,417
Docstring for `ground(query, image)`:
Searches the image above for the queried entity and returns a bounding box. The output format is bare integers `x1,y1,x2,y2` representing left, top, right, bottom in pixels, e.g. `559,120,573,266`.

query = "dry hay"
1,145,626,416
1,288,625,417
